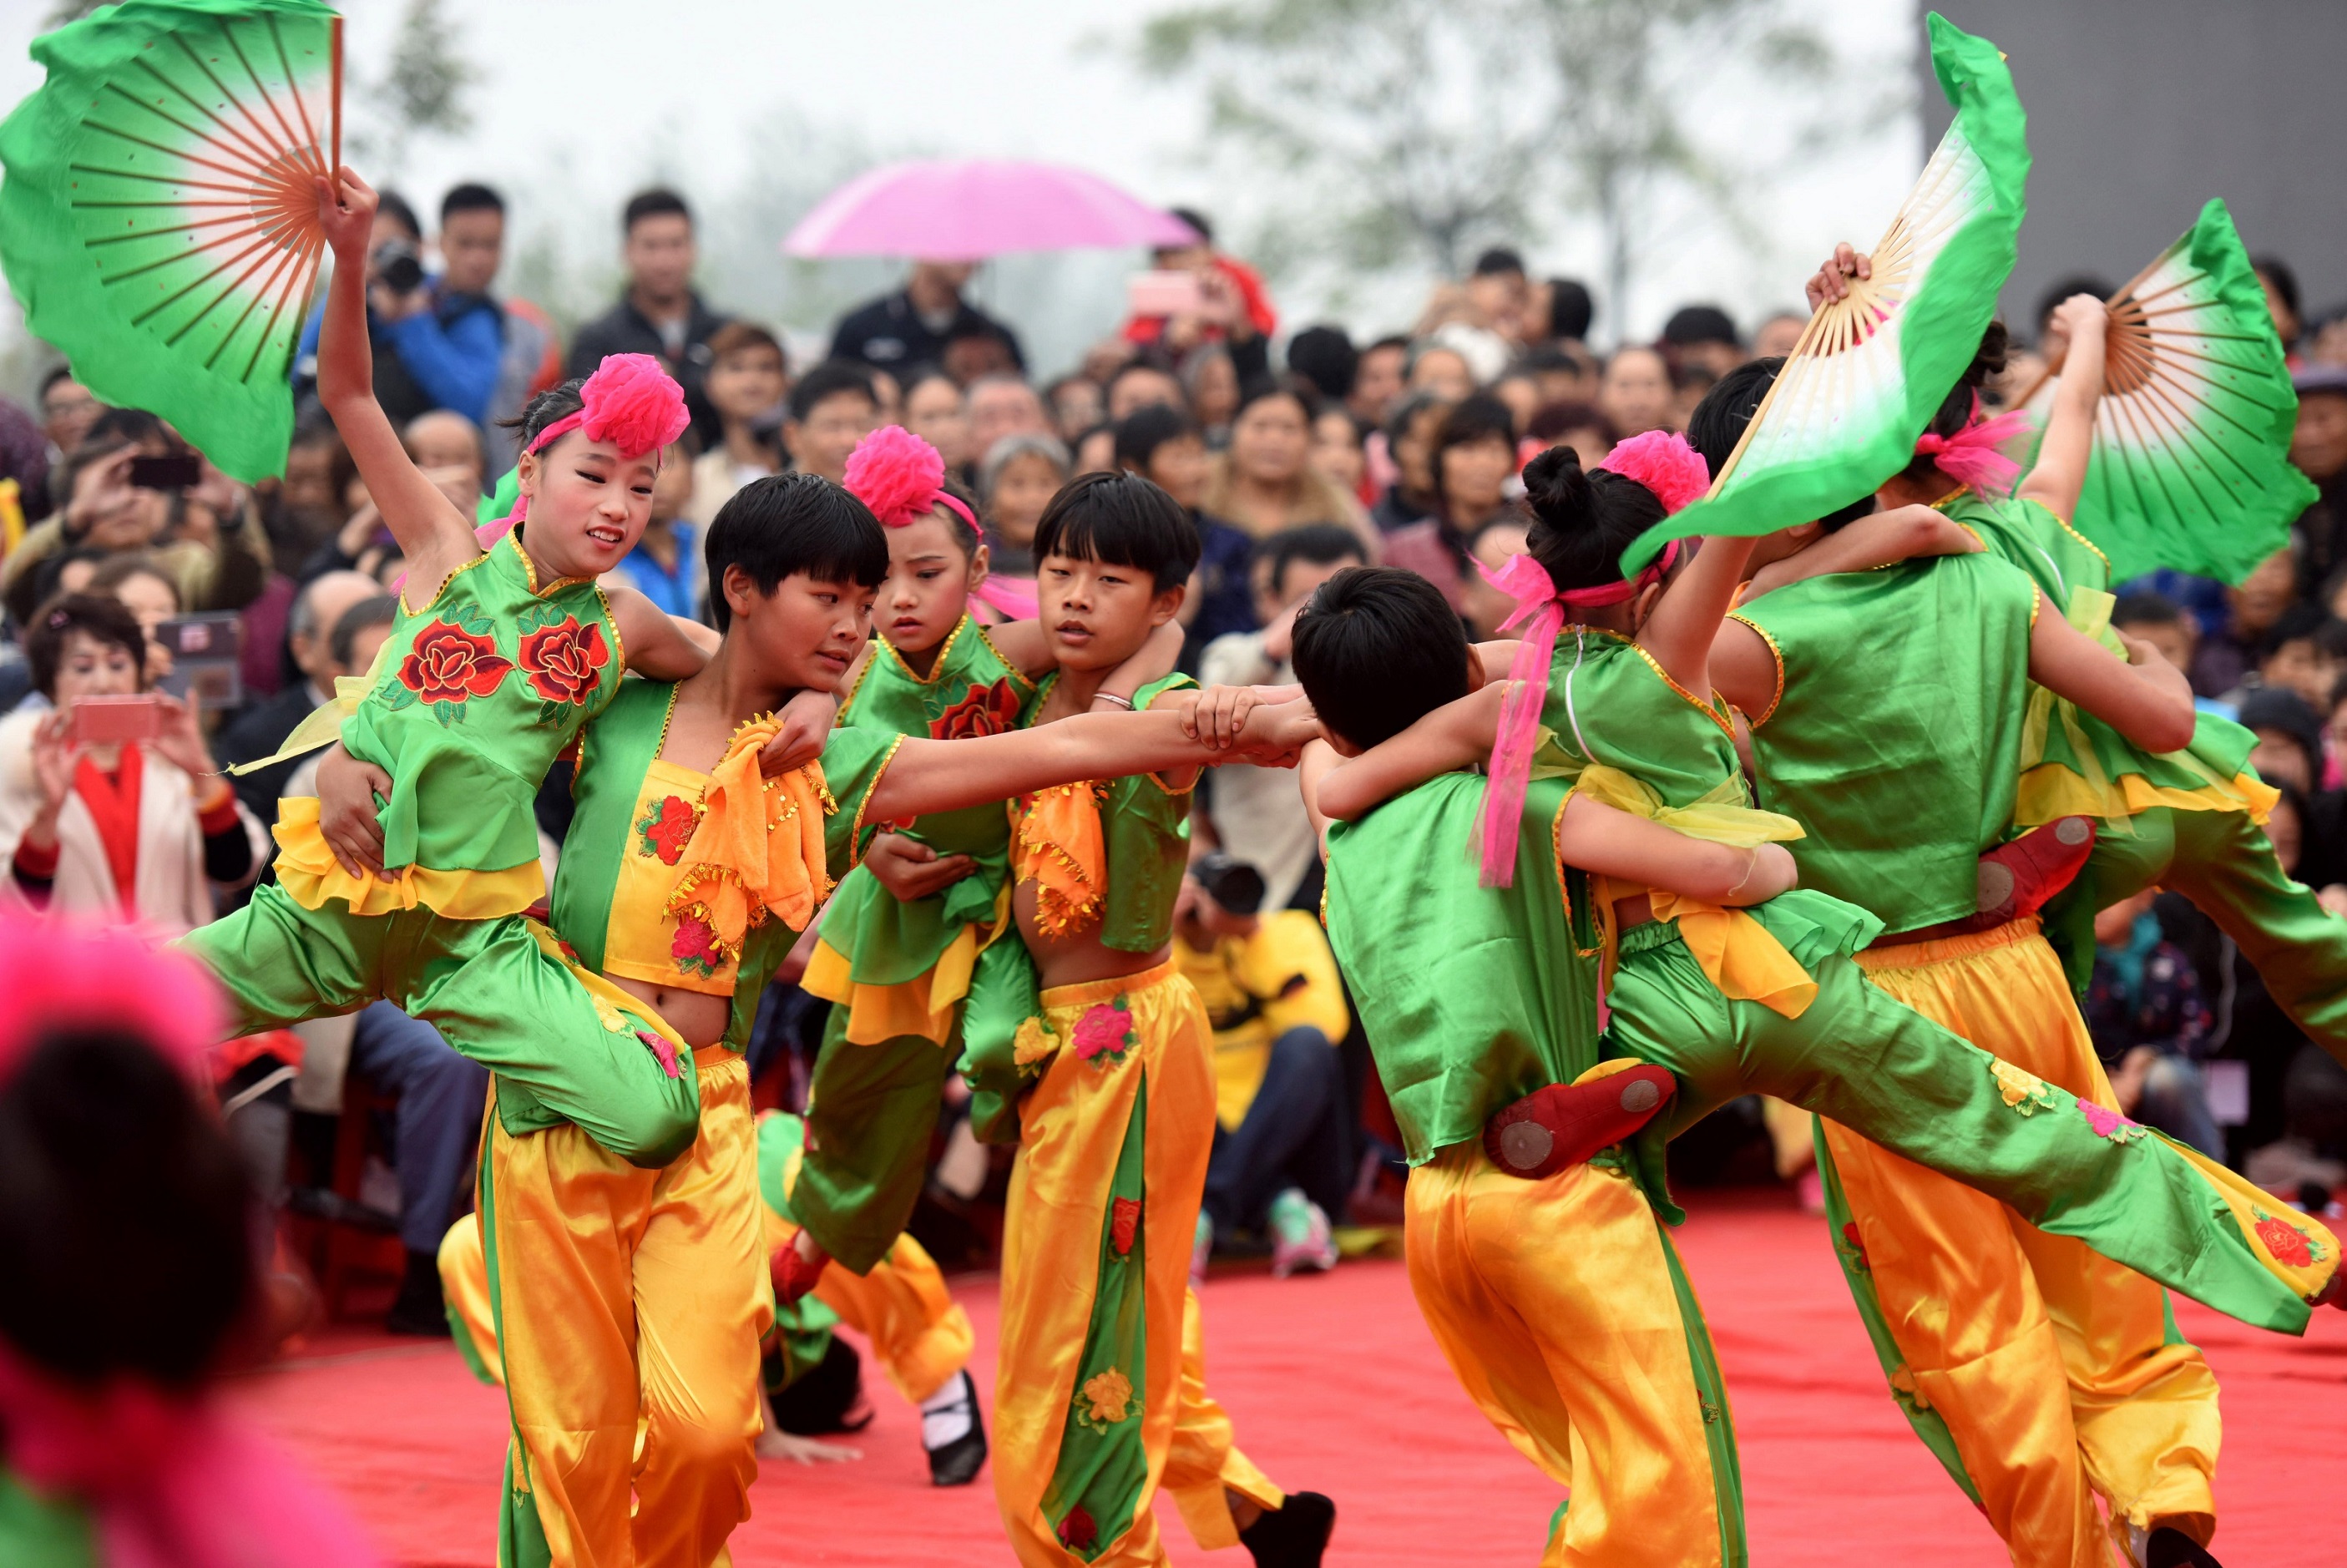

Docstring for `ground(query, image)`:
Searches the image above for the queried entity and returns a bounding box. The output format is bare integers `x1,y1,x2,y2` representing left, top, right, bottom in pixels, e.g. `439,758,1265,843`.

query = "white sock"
920,1371,974,1449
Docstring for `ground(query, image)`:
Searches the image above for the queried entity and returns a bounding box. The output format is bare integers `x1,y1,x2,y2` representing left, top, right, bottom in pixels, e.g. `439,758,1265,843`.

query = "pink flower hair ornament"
476,353,691,549
1472,433,1707,888
842,424,1037,619
1914,393,2031,498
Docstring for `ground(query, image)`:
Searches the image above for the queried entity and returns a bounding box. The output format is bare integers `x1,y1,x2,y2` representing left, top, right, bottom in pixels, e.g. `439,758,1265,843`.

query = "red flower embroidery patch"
930,677,1022,741
518,614,610,710
672,913,724,979
1110,1196,1141,1257
1055,1505,1096,1551
1073,999,1136,1067
2257,1214,2314,1268
636,795,699,864
391,615,512,723
2080,1100,2148,1143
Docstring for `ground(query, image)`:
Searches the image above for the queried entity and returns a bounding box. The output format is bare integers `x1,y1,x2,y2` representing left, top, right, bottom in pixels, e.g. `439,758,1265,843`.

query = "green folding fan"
2012,200,2313,585
0,0,342,484
1621,12,2029,570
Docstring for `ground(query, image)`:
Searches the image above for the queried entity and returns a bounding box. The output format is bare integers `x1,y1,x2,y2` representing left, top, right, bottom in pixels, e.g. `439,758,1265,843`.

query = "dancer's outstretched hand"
1805,242,1871,309
315,743,392,880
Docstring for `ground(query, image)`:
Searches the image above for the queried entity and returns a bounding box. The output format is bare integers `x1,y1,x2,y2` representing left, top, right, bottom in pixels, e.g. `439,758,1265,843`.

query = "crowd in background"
3,173,2344,1333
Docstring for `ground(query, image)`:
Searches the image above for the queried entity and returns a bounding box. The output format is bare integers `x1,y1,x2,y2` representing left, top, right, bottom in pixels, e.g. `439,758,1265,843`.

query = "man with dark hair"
1540,277,1596,343
1284,325,1358,406
780,362,880,487
1348,334,1409,424
1660,304,1743,377
829,261,1026,377
568,188,732,446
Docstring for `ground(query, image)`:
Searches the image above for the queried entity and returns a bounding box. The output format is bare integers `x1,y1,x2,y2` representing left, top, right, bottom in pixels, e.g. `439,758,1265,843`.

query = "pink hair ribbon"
1914,395,2033,498
1472,539,1680,886
845,426,1039,619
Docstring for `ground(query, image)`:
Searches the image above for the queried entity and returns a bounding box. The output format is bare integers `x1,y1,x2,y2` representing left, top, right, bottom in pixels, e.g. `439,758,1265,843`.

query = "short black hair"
374,189,421,240
1031,471,1201,593
1260,523,1368,600
38,364,77,398
27,593,146,698
1112,403,1201,473
1473,247,1526,278
787,360,878,424
328,594,399,670
1662,304,1738,347
1106,356,1186,412
2034,274,2112,336
1286,325,1359,403
0,1028,253,1387
1291,567,1473,751
704,473,888,632
2112,592,2185,630
1683,357,1874,532
2264,601,2328,658
1545,279,1595,341
2253,255,2301,319
440,182,503,223
1168,207,1213,245
623,187,691,233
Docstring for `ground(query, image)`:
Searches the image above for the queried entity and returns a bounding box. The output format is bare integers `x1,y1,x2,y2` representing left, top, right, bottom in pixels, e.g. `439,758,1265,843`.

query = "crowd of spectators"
6,176,2345,1324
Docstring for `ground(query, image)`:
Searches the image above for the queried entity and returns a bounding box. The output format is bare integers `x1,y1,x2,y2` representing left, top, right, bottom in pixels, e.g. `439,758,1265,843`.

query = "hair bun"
1964,321,2011,389
1520,443,1592,527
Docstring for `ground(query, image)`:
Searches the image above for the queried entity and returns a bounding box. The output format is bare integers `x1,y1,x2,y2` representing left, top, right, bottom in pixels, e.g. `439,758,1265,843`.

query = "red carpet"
235,1190,2346,1565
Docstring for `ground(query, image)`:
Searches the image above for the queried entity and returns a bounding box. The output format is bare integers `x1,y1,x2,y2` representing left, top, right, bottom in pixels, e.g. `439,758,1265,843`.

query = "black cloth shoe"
383,1248,451,1337
923,1369,989,1486
1239,1490,1335,1567
770,1335,873,1435
2145,1526,2222,1568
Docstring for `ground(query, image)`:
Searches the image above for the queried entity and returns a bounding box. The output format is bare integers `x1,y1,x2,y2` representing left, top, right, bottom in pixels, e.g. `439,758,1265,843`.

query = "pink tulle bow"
577,353,691,460
1915,403,2032,497
844,425,946,527
1473,552,1569,888
1597,430,1710,515
0,1345,380,1568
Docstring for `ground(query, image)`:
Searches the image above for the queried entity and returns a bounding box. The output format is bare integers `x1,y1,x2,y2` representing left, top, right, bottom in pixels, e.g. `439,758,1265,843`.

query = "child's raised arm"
1315,681,1505,822
2018,294,2110,524
312,168,479,600
2027,592,2196,754
601,587,714,682
1636,534,1755,698
1742,505,1984,601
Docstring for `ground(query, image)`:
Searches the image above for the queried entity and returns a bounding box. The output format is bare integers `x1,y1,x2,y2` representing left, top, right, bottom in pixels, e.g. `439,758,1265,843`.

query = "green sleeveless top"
345,528,624,881
1735,551,2040,933
822,615,1034,986
1326,772,1601,1162
551,678,901,1052
1943,488,2262,815
1018,670,1197,954
1542,626,1743,809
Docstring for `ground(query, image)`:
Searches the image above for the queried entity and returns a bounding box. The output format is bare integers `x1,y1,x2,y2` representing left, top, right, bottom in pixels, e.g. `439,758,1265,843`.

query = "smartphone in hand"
68,694,167,745
1128,270,1205,317
127,453,201,491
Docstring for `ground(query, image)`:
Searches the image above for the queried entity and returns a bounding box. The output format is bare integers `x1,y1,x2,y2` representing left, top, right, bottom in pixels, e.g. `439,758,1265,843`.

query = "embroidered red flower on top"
637,795,699,865
2256,1213,2315,1268
518,615,610,706
671,913,726,979
398,618,512,705
930,677,1023,741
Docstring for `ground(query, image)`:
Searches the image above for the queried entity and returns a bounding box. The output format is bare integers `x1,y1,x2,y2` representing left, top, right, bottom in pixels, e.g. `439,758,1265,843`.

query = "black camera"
1190,852,1267,918
372,238,425,295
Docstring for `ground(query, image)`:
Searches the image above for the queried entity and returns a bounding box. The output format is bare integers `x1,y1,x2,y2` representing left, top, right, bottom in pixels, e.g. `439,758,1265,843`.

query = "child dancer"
181,166,754,1169
380,472,1313,1565
960,473,1334,1567
1692,344,2336,1565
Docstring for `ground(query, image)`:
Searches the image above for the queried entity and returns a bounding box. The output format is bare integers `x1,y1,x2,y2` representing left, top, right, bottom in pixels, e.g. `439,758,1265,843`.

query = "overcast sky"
0,0,1921,387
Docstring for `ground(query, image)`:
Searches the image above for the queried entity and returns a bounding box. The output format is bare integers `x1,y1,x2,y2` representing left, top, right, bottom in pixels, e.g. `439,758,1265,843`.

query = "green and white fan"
0,0,341,483
1621,12,2029,570
2012,199,2312,585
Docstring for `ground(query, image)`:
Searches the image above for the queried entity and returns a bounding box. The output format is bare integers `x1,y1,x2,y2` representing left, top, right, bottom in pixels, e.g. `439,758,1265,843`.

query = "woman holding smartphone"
0,594,263,934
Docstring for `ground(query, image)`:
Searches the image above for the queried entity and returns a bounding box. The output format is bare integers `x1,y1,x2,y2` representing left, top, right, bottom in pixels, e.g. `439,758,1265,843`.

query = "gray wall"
1920,0,2347,341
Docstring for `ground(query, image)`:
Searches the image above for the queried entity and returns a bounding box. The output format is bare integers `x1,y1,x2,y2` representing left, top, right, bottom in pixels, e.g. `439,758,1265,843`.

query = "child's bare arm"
1316,682,1506,822
1297,739,1343,850
1743,506,1984,600
984,619,1051,675
1556,797,1798,904
1470,640,1522,683
312,168,478,598
1095,620,1186,707
2018,295,2110,524
2027,597,2196,754
1639,534,1756,697
604,588,713,682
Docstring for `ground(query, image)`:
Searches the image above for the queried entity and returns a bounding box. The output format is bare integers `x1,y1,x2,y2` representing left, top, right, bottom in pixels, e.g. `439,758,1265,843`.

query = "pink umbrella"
782,159,1200,260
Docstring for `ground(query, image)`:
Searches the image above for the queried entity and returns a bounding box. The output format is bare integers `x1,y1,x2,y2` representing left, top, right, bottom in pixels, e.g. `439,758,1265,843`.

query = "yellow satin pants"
994,962,1282,1566
758,1196,974,1407
456,1047,768,1568
1826,920,2218,1567
1406,1143,1739,1568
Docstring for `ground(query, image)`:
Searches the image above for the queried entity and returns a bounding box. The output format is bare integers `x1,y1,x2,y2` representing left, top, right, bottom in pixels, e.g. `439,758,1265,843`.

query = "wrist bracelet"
1092,692,1134,711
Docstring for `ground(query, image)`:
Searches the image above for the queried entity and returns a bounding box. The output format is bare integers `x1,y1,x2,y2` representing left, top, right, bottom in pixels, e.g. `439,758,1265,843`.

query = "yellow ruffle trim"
2014,764,2278,832
802,922,979,1047
1565,762,1821,1019
1012,781,1107,938
271,797,544,918
665,714,836,963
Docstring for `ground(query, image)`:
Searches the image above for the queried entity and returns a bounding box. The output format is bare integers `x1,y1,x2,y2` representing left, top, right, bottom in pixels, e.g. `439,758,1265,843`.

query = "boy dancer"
960,473,1334,1567
382,472,1313,1565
